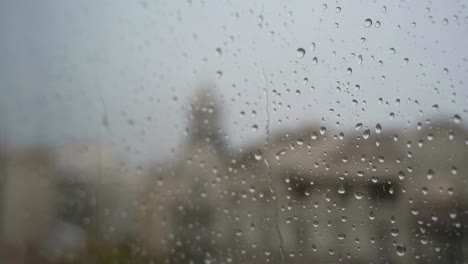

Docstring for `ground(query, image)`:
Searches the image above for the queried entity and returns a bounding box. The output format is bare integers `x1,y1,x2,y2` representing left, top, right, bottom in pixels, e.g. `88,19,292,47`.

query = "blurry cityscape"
0,88,467,264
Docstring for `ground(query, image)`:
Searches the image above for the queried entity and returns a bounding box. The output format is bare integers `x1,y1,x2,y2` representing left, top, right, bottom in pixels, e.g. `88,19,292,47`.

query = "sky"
1,0,467,163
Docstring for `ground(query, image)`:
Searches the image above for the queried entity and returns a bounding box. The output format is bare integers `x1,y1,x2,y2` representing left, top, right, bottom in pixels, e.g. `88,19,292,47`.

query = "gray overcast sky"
1,0,467,163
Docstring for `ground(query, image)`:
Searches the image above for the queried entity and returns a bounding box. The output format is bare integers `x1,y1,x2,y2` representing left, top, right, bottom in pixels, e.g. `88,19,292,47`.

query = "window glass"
1,0,468,263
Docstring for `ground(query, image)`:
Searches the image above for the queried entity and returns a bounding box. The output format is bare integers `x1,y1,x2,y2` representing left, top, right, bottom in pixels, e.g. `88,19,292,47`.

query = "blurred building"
140,88,468,264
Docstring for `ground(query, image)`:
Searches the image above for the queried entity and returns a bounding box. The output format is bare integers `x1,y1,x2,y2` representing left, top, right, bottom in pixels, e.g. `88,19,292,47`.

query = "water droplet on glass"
354,191,364,200
310,42,316,51
296,48,305,58
396,244,406,256
347,67,353,75
338,184,346,194
364,18,373,28
320,126,327,135
453,114,461,124
363,129,370,139
442,18,448,26
375,123,382,133
426,169,434,180
312,57,318,64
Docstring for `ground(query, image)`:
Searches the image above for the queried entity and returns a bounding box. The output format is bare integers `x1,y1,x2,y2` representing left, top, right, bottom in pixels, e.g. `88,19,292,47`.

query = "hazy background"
1,0,467,163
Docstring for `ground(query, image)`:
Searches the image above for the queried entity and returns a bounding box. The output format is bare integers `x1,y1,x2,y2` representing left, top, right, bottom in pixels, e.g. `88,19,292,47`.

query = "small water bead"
347,67,353,75
363,129,371,139
396,244,406,256
309,42,316,51
320,126,327,135
403,58,409,65
354,191,364,200
453,114,461,124
338,186,346,194
254,151,263,161
375,123,382,133
442,18,448,26
364,18,373,27
296,48,305,58
427,169,434,180
375,21,381,28
451,166,458,175
355,123,363,130
312,57,318,64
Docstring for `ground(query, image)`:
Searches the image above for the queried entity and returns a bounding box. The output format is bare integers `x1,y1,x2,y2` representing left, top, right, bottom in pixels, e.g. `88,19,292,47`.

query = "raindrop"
347,67,353,75
375,123,382,134
310,42,316,51
403,58,409,65
338,186,346,194
296,48,305,58
312,57,318,64
426,169,434,180
355,123,363,130
364,18,373,28
396,244,406,256
354,191,364,199
453,114,461,124
254,151,263,161
442,18,448,26
320,126,327,135
363,129,370,139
